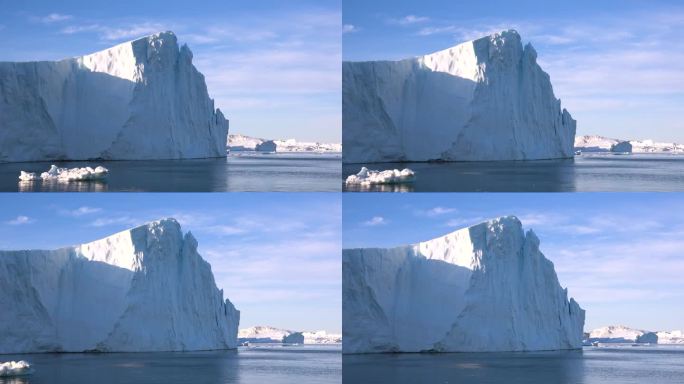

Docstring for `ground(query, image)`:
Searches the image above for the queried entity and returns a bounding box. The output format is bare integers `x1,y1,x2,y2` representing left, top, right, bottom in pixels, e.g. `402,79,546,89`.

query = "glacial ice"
282,332,305,344
228,134,342,153
575,135,684,154
0,218,239,353
0,361,31,377
343,216,585,353
344,167,415,186
255,140,277,152
343,30,576,163
238,326,342,344
587,326,684,344
0,31,228,162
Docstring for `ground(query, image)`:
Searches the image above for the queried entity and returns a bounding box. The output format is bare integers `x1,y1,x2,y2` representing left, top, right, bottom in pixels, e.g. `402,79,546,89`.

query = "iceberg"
0,218,239,353
255,140,277,152
0,361,31,377
343,30,576,163
228,134,342,153
343,216,584,353
20,164,109,182
282,332,305,344
238,326,342,344
575,135,684,154
344,167,415,186
0,31,228,162
587,326,684,344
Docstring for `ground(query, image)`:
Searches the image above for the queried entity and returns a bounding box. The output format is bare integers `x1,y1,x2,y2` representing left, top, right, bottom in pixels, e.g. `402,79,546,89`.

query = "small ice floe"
345,167,415,186
18,171,39,181
0,361,32,377
19,165,109,182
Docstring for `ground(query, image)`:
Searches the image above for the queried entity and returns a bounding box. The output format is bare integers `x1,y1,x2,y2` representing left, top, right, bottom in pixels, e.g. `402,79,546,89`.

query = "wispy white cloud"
61,22,168,41
343,24,359,34
445,216,486,228
38,13,73,24
390,15,430,26
90,216,141,227
363,216,387,226
417,206,457,217
61,206,102,216
6,216,34,225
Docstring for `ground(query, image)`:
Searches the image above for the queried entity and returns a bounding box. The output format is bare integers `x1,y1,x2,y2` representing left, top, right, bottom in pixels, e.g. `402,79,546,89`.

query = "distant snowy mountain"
238,326,341,344
228,134,341,153
0,218,239,353
587,326,684,344
343,216,584,354
0,31,228,162
343,30,575,163
575,135,684,154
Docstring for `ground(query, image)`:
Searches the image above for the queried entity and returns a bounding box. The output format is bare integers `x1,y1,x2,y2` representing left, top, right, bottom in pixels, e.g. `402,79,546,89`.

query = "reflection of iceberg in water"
19,180,108,192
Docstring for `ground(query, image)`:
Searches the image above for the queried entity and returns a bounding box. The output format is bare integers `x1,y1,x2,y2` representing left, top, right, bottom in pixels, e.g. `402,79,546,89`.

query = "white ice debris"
19,165,109,182
575,135,684,154
0,361,31,377
345,167,415,186
343,216,585,353
0,31,228,162
302,330,342,344
228,134,341,153
657,330,684,344
0,218,239,353
18,171,39,181
343,30,576,163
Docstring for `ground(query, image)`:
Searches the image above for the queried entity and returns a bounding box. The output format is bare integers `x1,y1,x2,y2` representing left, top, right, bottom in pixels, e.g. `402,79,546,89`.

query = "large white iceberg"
343,30,576,163
587,326,684,344
0,31,228,162
343,216,584,353
0,218,239,353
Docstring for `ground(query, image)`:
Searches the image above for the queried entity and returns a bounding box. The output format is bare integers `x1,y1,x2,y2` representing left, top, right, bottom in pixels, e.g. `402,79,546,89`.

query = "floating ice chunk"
39,165,109,181
18,171,39,181
345,167,415,186
0,361,32,377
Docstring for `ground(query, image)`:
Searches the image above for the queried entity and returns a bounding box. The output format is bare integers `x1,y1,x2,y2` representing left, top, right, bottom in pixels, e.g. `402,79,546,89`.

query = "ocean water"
343,345,684,384
0,345,341,384
342,154,684,192
0,153,341,192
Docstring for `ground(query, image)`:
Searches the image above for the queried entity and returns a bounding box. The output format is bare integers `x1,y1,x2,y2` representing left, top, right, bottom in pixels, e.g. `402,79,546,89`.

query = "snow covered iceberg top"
0,218,239,353
0,31,228,162
343,30,576,163
343,216,584,353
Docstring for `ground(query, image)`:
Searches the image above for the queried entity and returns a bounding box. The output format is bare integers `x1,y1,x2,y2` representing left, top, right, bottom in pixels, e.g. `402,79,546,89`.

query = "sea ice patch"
19,165,109,182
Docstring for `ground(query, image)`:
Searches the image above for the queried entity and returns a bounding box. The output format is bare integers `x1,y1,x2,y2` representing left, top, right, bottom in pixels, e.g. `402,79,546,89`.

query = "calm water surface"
343,154,684,192
0,345,341,384
343,346,684,384
0,153,341,192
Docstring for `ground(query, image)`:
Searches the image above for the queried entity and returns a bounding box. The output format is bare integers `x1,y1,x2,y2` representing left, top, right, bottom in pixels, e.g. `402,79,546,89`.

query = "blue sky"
0,193,341,333
0,0,340,142
343,0,684,142
344,193,684,332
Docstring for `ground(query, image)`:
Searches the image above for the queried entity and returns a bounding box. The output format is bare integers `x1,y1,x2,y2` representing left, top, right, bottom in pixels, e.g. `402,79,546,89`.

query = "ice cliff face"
342,216,584,353
343,30,576,163
0,31,228,162
0,218,239,353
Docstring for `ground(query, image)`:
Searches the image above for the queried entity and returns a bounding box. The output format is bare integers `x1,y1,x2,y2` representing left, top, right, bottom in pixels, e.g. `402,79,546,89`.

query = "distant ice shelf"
229,134,341,153
575,135,684,154
238,326,342,344
586,326,684,344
